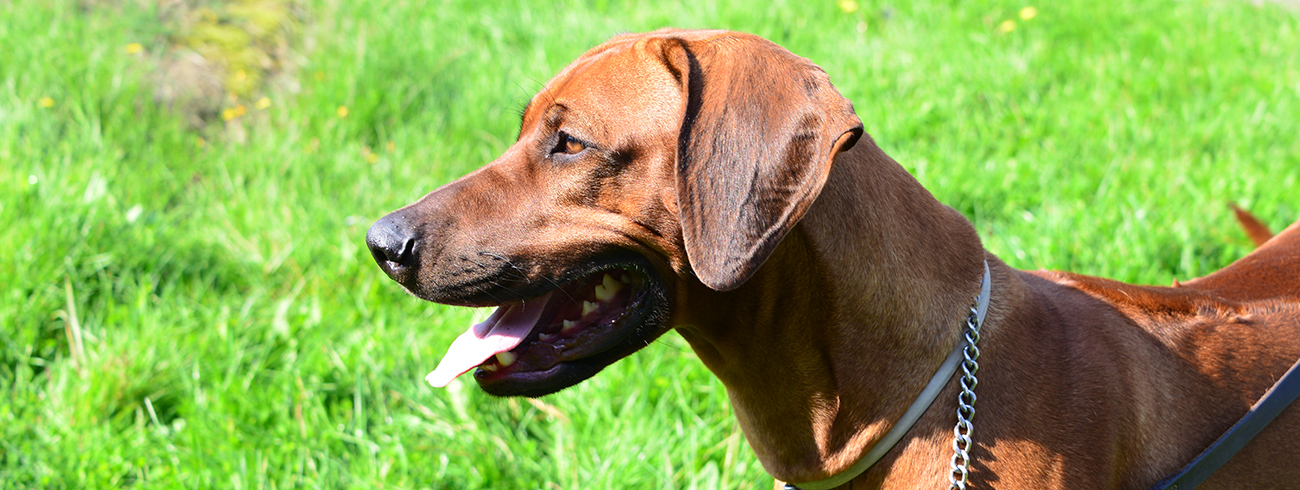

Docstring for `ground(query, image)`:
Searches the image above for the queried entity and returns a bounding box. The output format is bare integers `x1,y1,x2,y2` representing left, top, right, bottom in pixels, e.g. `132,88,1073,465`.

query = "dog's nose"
366,214,419,273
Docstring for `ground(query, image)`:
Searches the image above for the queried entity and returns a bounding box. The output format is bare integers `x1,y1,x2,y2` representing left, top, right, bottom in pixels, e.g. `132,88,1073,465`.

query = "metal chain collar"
948,300,985,489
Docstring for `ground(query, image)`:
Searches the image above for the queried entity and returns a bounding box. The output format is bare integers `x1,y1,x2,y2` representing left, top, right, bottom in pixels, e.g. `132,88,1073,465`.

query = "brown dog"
366,29,1300,489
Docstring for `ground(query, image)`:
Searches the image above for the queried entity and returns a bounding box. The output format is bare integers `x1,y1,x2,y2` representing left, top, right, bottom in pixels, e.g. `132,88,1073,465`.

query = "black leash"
1148,355,1300,490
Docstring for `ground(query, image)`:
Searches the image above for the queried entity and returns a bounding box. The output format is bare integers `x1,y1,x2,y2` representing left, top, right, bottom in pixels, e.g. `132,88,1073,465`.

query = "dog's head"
366,30,862,397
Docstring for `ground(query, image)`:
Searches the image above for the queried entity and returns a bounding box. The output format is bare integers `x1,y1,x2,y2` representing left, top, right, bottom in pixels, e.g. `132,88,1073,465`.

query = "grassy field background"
2,0,1298,488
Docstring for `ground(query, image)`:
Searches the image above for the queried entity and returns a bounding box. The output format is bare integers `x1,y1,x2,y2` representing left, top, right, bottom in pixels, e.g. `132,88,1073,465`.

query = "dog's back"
1012,216,1300,488
1178,218,1300,487
1185,218,1300,303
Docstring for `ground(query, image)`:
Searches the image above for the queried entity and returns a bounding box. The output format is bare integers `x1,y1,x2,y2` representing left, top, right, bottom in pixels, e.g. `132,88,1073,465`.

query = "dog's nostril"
393,237,416,264
366,216,420,270
370,238,413,265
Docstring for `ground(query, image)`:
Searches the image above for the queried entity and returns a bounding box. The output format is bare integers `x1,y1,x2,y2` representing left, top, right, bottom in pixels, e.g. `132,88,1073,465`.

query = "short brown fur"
369,30,1300,489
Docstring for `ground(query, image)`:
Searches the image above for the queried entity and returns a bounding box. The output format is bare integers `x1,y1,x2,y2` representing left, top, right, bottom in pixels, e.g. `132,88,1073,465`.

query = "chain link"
948,303,984,490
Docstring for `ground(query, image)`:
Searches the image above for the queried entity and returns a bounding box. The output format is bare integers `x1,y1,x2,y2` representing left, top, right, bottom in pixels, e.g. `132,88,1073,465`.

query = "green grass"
2,0,1298,488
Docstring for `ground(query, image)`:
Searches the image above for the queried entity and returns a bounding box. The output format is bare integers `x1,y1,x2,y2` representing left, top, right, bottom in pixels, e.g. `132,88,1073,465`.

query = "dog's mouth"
425,262,668,397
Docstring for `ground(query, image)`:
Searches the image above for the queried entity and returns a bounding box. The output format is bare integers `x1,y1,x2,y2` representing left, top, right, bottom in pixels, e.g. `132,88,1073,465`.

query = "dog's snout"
366,214,420,273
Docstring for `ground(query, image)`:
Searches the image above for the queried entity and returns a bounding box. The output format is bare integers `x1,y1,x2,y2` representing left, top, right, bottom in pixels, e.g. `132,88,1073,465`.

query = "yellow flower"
255,97,271,110
997,19,1017,34
38,97,54,108
385,141,396,153
837,0,859,14
1019,6,1038,21
337,106,349,118
125,43,143,55
221,105,248,121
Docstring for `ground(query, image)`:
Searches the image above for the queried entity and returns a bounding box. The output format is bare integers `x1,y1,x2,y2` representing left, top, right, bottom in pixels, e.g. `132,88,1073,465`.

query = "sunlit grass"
2,0,1297,488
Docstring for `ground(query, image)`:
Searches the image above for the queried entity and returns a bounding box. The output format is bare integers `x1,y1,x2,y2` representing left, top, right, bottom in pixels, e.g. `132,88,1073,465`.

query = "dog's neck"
673,137,992,483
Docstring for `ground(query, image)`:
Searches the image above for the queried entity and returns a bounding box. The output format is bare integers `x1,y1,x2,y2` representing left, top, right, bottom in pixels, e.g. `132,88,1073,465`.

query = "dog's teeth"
594,274,623,302
480,363,499,372
601,273,622,298
495,352,516,367
562,320,579,333
582,301,598,316
539,332,557,341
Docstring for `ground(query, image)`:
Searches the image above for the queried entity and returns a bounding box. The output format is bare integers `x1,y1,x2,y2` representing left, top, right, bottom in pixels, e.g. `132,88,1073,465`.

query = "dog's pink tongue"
425,292,553,388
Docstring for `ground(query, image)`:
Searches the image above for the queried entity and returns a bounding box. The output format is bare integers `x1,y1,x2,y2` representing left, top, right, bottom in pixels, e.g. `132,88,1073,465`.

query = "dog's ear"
659,34,863,291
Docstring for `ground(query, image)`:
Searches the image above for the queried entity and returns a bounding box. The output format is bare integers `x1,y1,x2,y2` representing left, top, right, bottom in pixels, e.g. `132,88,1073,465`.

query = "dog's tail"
1230,202,1275,248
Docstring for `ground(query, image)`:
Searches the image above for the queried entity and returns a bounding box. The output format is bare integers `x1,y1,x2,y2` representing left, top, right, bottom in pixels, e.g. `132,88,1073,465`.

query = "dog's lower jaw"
470,265,675,398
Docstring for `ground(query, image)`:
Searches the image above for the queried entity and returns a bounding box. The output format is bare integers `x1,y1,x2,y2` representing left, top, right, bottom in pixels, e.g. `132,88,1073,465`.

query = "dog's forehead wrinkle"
542,104,565,128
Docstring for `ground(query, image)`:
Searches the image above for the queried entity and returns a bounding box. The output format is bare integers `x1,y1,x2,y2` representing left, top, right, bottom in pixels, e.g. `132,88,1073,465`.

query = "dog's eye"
553,132,586,155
